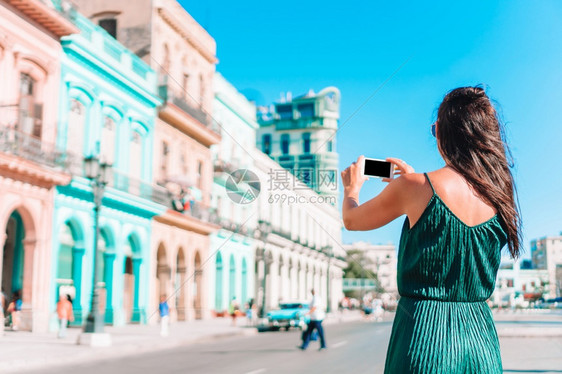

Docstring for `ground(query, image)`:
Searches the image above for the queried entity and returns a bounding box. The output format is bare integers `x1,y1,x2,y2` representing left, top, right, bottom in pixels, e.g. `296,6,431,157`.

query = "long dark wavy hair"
436,86,522,258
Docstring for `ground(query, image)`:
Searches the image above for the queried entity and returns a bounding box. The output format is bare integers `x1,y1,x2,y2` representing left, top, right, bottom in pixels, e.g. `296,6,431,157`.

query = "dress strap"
424,172,436,195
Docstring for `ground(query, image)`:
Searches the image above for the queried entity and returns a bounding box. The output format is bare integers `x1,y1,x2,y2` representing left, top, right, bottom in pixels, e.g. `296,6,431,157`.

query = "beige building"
74,0,221,321
531,234,562,298
252,149,345,314
342,242,398,295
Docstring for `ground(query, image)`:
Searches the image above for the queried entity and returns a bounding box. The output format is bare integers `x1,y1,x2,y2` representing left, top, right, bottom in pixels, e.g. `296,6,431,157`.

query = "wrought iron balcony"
208,211,254,236
0,125,70,171
213,158,238,175
158,75,220,134
109,171,171,206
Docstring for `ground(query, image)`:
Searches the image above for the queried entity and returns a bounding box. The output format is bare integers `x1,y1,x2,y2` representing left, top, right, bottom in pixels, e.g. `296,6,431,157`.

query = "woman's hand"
341,156,368,194
383,157,414,183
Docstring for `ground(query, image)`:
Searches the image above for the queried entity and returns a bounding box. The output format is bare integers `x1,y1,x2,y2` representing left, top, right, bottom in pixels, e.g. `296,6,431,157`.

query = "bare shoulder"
393,172,427,191
387,172,430,207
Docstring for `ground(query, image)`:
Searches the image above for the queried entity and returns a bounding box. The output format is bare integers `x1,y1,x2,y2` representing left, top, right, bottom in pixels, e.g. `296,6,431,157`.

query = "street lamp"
79,155,112,346
257,219,271,318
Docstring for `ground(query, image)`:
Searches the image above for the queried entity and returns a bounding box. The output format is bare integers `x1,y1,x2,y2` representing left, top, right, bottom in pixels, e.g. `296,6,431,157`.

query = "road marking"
332,340,348,348
245,369,267,374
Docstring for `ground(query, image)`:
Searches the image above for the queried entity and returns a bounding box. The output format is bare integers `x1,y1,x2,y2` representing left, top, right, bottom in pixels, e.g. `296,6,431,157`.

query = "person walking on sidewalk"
229,297,240,326
298,289,327,351
56,294,74,338
159,295,170,337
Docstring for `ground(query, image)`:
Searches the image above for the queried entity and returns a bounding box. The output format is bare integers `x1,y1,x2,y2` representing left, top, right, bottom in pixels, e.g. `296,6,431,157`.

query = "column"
20,239,36,331
131,258,142,323
72,247,85,323
103,252,115,324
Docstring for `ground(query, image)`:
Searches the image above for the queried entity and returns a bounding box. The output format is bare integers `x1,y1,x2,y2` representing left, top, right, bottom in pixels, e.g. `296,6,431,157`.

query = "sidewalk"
492,309,562,337
0,310,363,373
0,317,256,373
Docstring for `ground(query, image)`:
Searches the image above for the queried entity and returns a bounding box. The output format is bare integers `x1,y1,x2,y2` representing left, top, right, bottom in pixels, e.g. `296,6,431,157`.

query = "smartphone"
362,158,394,179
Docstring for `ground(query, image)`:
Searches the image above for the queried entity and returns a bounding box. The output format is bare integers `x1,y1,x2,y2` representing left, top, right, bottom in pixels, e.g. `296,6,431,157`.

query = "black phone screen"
364,159,392,178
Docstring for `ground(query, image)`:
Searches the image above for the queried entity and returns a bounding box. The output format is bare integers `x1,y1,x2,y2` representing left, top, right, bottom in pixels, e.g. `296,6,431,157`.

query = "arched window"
130,130,143,179
67,99,86,156
18,73,42,138
100,116,116,164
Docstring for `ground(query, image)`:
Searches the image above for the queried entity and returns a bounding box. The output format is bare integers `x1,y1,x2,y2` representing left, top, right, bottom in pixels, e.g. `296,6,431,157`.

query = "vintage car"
266,301,310,331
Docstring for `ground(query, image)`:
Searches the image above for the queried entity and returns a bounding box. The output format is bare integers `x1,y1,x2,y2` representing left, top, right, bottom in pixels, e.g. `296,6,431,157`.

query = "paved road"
22,318,562,374
25,320,392,374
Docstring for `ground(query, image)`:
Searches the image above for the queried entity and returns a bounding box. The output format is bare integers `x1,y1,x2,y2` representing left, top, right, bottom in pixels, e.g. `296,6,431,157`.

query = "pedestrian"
229,297,240,326
246,299,254,326
341,86,521,373
7,290,22,331
159,295,170,337
56,294,74,338
298,289,327,351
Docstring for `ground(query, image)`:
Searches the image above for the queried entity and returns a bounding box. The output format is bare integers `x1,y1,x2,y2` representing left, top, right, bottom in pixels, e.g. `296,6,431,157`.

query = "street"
19,317,562,374
24,320,392,374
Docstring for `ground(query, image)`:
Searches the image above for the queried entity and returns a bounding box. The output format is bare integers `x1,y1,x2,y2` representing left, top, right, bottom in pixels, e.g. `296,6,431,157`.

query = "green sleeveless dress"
384,173,507,374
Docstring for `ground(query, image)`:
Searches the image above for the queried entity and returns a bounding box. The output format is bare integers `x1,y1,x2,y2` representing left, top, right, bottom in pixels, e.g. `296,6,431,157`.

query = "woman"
341,86,521,373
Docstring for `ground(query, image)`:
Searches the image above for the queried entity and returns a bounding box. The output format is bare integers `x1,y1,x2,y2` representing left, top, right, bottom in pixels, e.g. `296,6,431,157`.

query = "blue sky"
181,0,562,258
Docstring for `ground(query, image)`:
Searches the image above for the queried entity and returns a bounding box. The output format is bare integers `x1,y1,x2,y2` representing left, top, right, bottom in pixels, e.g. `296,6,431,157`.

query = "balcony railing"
158,74,220,134
109,171,170,206
0,125,70,171
209,211,254,236
213,158,238,175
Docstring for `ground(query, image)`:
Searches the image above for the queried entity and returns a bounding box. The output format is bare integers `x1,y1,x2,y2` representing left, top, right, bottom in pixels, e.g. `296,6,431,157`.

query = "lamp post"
257,219,271,318
79,155,112,346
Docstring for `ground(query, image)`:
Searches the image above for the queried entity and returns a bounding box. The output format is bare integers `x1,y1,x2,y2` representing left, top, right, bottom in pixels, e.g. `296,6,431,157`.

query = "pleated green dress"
384,173,507,374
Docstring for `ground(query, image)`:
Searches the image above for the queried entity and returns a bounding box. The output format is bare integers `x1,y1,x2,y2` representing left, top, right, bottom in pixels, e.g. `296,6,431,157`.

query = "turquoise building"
256,88,340,204
50,13,164,329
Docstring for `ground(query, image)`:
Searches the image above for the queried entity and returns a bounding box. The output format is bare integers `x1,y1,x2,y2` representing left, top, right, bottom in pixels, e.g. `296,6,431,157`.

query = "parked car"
536,297,562,309
266,301,310,331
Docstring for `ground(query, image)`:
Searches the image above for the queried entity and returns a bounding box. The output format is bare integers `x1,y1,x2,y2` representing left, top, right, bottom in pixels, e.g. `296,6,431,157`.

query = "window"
67,99,86,156
99,18,117,38
281,134,290,155
161,141,169,179
180,149,188,175
100,117,116,164
197,160,203,189
277,104,292,120
262,134,271,155
18,73,42,137
302,132,311,154
130,131,143,179
182,74,189,98
297,103,314,118
199,74,205,108
327,140,333,152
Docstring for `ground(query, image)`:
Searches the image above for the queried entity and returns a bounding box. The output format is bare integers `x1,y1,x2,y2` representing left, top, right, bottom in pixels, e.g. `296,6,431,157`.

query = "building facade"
51,12,163,329
531,234,562,298
492,256,549,307
253,149,345,314
208,73,258,315
72,0,222,322
0,0,77,332
256,88,340,204
342,242,398,295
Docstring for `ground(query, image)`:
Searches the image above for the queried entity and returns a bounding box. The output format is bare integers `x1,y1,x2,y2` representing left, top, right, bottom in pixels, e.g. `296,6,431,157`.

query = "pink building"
73,0,221,321
0,0,77,332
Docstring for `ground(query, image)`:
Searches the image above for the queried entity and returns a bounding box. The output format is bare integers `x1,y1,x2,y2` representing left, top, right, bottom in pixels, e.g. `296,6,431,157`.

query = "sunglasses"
431,123,436,137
